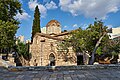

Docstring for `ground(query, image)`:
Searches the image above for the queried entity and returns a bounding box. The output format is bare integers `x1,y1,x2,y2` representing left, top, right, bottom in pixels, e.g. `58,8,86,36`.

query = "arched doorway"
77,55,84,65
49,53,55,66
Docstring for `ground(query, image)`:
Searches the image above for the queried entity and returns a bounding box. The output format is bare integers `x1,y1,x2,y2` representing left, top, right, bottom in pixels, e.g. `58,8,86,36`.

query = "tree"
13,40,31,66
59,19,110,65
99,37,120,63
0,20,18,57
0,0,22,24
15,40,31,60
31,5,41,42
0,0,22,59
84,20,108,64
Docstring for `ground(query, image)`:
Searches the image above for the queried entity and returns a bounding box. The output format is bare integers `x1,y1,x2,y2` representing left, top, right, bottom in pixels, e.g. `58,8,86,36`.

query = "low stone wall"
0,56,15,68
8,64,120,71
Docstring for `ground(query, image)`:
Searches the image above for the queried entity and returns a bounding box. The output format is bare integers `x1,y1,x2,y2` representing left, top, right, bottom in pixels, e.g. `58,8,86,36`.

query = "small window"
52,24,55,26
57,25,60,27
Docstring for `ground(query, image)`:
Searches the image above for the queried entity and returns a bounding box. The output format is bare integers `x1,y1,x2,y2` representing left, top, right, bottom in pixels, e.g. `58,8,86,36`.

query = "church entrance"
49,53,55,66
77,55,84,65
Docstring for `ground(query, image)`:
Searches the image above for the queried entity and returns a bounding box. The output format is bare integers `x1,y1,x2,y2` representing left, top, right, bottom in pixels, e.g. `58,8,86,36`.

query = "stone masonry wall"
29,34,77,66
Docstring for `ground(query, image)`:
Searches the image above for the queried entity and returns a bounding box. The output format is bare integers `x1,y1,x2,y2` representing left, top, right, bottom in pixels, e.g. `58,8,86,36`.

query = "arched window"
52,24,55,26
57,24,60,27
49,53,55,66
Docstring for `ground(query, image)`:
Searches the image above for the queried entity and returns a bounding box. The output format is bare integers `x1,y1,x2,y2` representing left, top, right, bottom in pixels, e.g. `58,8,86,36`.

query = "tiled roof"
35,33,64,41
34,29,79,41
46,20,60,27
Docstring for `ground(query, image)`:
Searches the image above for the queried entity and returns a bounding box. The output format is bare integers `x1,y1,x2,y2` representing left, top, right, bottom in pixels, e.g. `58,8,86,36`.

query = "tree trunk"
89,32,106,65
109,55,114,61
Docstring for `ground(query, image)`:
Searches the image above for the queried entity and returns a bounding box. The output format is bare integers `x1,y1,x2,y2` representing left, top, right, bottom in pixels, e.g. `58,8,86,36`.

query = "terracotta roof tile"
46,20,60,27
35,33,64,41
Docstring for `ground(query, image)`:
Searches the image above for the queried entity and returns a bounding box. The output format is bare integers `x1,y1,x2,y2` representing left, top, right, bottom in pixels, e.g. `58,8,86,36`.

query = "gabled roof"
34,29,79,41
35,33,64,41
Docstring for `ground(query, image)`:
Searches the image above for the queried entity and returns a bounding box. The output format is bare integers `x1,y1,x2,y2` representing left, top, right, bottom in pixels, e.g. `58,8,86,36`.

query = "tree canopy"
58,19,119,65
15,40,31,60
31,5,41,42
0,20,18,54
0,0,22,58
0,0,22,24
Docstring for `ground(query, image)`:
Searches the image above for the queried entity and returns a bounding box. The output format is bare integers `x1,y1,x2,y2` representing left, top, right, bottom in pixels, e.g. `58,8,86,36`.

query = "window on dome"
52,24,55,26
57,25,60,27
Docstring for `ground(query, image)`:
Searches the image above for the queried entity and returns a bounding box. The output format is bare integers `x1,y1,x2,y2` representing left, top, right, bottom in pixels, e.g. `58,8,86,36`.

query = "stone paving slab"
8,64,120,71
0,66,120,80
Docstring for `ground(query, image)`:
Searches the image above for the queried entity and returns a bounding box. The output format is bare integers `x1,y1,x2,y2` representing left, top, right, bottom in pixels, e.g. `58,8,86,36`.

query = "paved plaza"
0,66,120,80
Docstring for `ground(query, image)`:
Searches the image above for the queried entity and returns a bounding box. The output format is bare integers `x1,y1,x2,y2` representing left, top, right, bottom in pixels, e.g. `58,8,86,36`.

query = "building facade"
18,35,24,42
29,20,89,66
109,27,120,39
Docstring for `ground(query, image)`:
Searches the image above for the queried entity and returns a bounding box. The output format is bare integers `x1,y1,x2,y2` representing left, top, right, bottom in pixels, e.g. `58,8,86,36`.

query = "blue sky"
16,0,120,40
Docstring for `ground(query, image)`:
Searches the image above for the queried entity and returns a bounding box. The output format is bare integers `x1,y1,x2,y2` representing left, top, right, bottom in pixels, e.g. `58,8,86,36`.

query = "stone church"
29,20,89,66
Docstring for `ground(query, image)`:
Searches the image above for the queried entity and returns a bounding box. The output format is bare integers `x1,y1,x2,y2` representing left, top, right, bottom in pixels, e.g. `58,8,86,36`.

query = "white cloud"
107,25,113,29
19,0,23,4
28,0,47,17
28,0,57,18
64,26,67,28
43,0,50,3
59,0,120,19
73,24,78,28
45,1,58,9
78,24,88,30
28,0,38,11
15,12,31,20
81,24,88,30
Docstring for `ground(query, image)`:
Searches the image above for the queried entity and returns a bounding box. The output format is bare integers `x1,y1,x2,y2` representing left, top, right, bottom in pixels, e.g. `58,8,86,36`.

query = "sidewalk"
0,66,120,80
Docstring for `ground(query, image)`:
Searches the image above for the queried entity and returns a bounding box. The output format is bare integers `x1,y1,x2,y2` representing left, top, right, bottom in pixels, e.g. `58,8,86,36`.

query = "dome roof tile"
46,20,60,27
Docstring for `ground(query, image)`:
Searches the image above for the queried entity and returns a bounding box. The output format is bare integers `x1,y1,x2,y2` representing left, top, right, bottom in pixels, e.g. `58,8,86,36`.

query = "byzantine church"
29,20,89,66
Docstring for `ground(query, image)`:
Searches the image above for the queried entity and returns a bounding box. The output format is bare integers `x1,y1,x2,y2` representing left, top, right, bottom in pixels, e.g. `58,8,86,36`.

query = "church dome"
46,20,61,28
46,20,61,34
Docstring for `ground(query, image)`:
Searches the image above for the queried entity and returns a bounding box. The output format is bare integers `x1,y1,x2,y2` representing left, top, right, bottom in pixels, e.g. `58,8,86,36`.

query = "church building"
29,20,89,66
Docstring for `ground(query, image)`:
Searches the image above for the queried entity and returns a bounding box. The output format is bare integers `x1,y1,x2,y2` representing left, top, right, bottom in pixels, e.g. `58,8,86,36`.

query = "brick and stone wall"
29,35,77,66
29,20,77,66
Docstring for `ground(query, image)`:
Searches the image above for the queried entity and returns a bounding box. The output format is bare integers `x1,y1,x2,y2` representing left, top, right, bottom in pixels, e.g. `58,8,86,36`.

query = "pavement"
0,66,120,80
